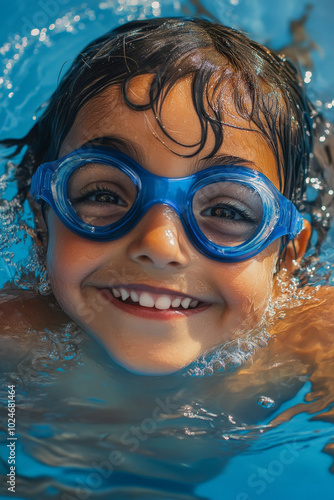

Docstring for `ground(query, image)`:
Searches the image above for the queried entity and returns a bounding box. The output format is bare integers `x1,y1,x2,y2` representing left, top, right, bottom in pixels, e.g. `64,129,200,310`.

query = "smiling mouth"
99,286,207,311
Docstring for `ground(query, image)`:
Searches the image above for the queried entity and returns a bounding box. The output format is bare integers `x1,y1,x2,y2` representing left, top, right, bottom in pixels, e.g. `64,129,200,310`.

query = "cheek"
45,216,106,293
213,247,278,313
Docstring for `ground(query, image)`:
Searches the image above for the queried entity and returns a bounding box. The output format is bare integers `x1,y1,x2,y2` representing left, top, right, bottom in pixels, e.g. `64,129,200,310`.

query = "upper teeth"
111,288,199,310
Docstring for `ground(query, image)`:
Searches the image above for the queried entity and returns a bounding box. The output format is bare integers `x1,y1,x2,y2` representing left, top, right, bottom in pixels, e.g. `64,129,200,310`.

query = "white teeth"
181,297,192,309
155,296,172,310
171,297,182,308
111,288,121,298
113,288,199,310
130,291,139,302
139,292,155,308
120,288,130,301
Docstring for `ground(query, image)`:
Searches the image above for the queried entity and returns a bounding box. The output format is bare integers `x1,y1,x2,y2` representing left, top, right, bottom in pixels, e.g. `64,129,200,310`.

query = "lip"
97,287,211,320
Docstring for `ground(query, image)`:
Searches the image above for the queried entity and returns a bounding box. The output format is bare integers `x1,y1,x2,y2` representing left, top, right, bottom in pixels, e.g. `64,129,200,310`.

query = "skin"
34,75,311,375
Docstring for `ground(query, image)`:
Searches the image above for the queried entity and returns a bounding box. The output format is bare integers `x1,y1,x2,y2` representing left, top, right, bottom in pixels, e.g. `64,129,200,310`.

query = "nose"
126,205,191,269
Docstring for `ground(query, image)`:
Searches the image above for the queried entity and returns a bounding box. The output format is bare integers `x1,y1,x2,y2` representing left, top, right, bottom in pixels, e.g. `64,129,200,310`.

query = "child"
0,16,333,379
1,16,334,499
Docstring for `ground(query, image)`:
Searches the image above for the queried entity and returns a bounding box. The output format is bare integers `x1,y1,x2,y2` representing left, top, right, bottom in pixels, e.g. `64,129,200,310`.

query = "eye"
74,184,127,206
201,203,257,223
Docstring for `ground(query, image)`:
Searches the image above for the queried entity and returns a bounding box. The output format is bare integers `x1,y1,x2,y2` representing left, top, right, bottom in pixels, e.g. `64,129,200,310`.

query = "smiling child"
1,17,332,376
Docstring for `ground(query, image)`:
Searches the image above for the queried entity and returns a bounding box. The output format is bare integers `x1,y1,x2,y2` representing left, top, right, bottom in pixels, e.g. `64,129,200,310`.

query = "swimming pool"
1,1,334,499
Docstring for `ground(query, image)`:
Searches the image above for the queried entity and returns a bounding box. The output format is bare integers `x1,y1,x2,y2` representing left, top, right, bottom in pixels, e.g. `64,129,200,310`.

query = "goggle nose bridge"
138,171,195,217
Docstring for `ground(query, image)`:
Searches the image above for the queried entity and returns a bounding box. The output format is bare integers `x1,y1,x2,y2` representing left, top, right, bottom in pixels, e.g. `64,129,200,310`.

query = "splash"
3,322,84,389
0,164,48,291
186,324,270,377
0,0,187,108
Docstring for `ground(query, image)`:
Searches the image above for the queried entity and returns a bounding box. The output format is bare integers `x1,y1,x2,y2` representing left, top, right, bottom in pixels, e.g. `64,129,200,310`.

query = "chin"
110,351,191,376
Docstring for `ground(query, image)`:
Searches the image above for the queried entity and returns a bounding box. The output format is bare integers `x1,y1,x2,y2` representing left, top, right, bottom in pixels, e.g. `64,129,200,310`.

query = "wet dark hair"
1,17,313,211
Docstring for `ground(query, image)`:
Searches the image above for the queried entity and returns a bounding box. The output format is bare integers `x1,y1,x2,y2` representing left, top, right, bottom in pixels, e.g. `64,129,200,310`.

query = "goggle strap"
283,205,303,240
289,209,304,239
30,163,55,202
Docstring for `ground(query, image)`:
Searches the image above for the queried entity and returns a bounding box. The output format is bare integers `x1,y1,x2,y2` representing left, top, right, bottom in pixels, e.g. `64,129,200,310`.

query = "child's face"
45,75,281,374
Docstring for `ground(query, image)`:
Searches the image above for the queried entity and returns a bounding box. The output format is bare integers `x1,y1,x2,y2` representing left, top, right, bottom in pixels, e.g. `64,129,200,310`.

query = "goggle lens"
67,161,137,227
192,181,263,247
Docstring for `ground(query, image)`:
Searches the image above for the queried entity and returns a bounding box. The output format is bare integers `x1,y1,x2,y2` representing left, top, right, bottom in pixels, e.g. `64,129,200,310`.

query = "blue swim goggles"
30,146,303,262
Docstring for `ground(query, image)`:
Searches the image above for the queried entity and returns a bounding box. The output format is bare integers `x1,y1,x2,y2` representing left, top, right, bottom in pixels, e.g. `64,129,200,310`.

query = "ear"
27,192,49,248
282,219,312,272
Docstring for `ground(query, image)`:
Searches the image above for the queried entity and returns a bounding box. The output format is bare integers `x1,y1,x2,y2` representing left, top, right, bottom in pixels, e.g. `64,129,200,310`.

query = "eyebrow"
83,136,145,165
199,154,256,170
83,135,256,172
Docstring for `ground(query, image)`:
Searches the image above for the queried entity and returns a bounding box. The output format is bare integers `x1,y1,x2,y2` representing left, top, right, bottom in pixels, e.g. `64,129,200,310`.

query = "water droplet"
313,210,323,222
257,396,275,408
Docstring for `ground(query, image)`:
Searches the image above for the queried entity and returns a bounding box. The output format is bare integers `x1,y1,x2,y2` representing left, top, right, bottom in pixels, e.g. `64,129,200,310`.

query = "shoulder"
270,284,334,358
273,284,334,324
0,286,69,333
314,284,334,302
0,286,71,372
295,284,334,323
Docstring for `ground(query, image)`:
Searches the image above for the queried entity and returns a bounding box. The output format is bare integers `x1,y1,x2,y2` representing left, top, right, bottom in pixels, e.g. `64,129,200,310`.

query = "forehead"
60,74,279,186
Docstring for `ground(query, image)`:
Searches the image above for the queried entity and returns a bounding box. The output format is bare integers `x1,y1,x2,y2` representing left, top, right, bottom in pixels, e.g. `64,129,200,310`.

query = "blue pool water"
0,1,334,499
